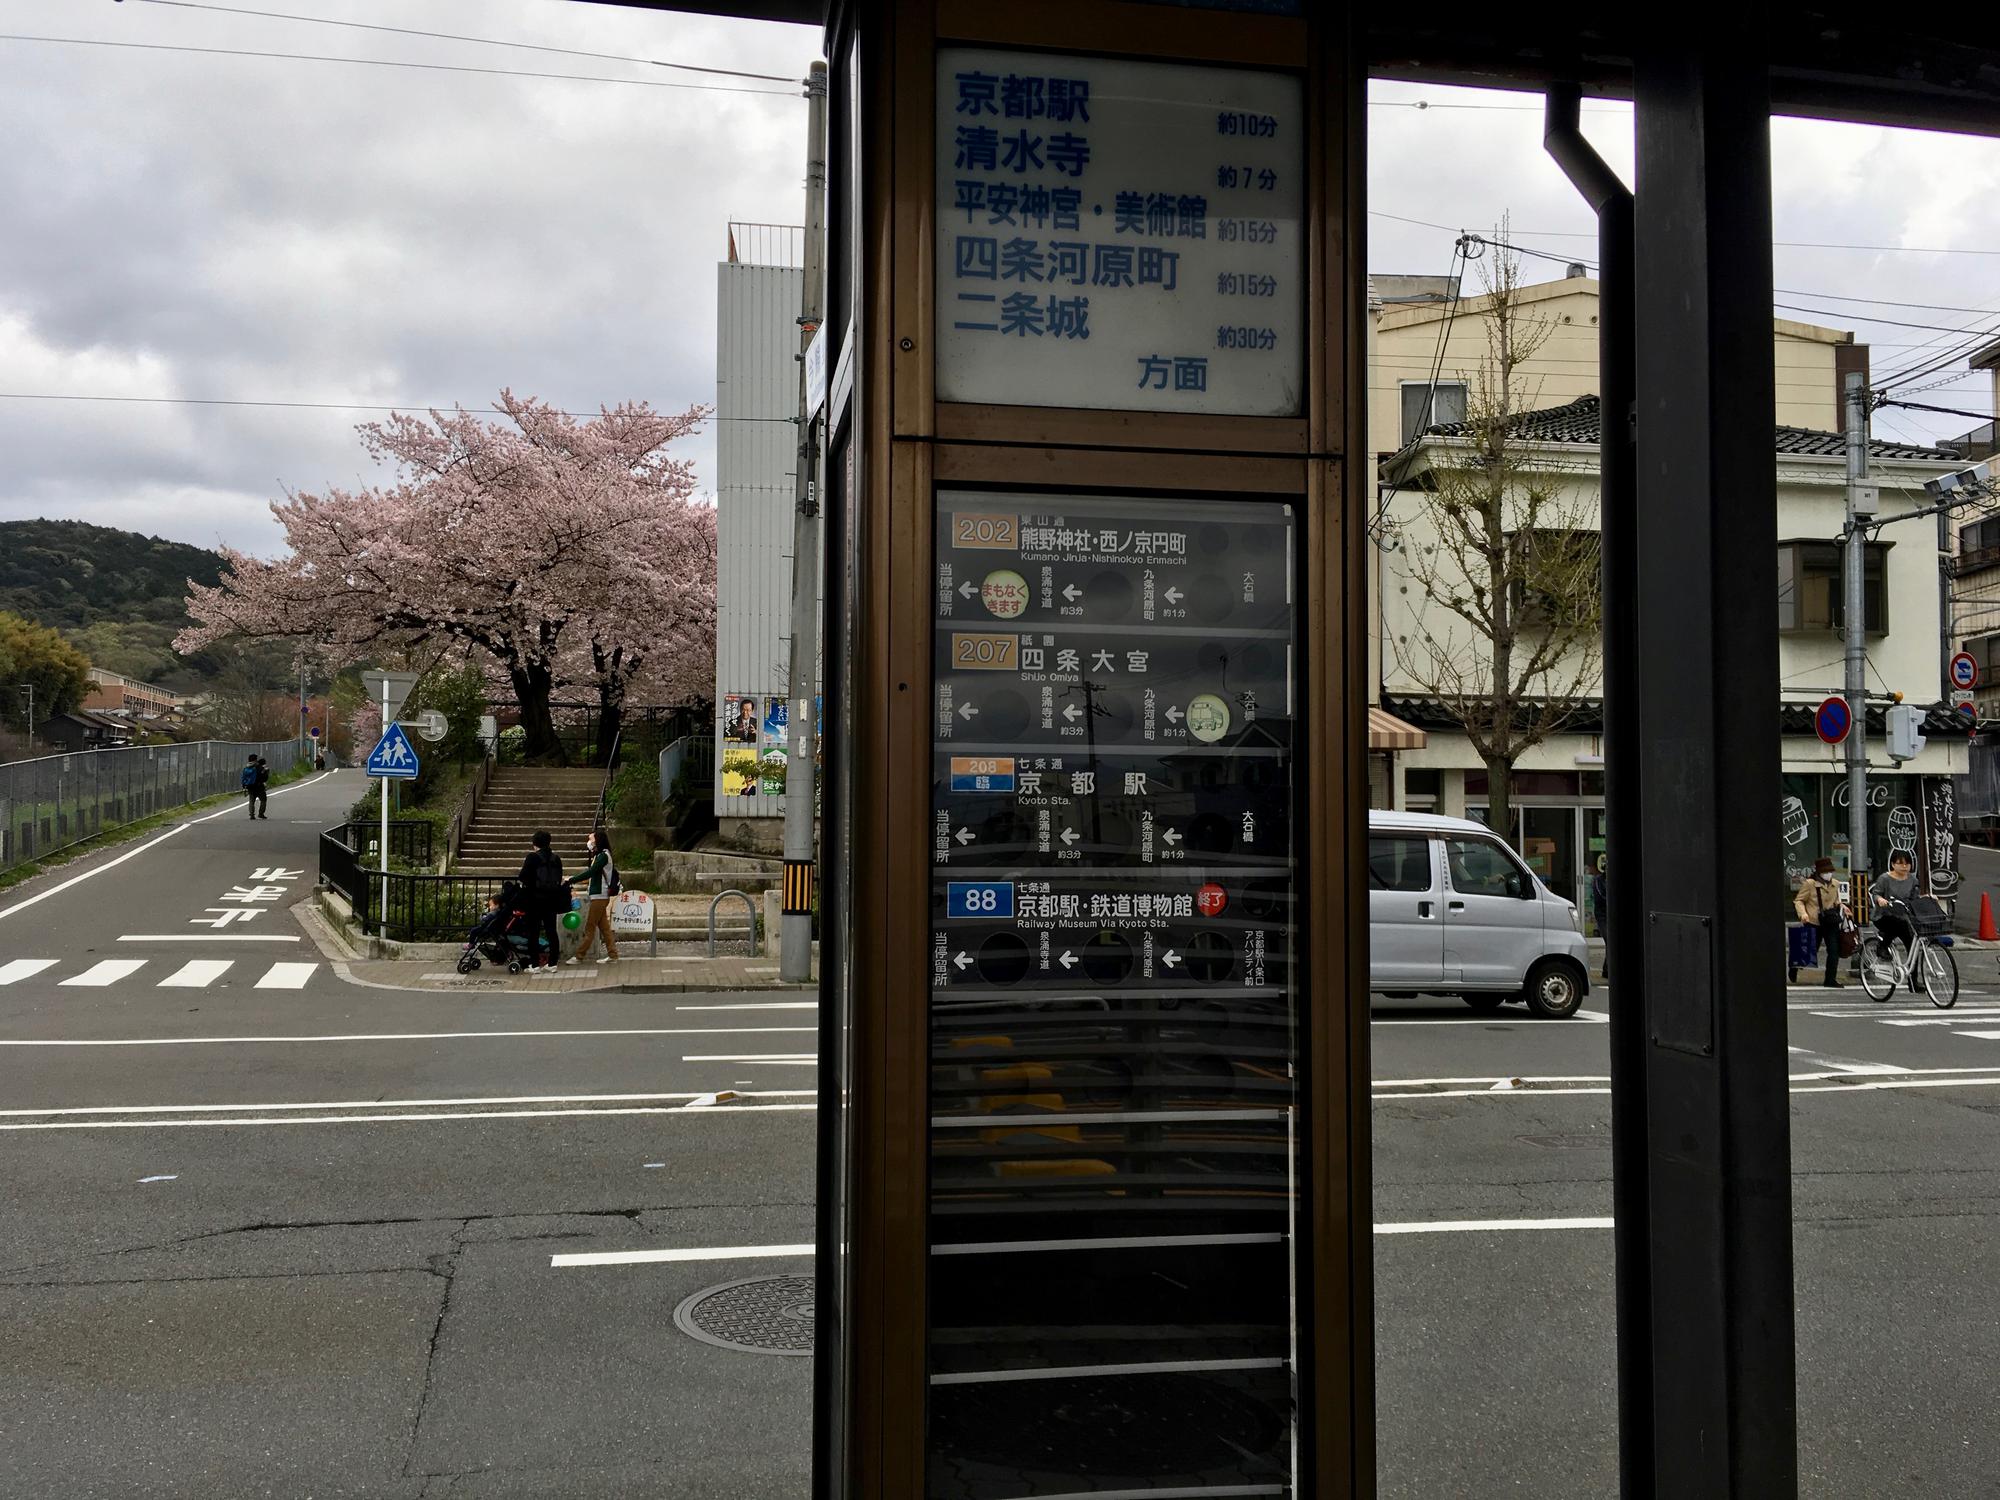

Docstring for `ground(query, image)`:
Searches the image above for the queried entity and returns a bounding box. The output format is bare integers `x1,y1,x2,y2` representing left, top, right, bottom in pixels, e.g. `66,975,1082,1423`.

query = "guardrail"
1,739,305,876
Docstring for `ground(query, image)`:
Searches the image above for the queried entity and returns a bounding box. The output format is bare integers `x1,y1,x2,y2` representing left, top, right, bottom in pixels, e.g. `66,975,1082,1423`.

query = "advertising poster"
720,746,761,797
723,694,760,745
764,696,790,748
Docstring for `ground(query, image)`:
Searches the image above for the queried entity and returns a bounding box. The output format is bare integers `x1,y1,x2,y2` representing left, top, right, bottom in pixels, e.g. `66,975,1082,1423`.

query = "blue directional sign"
365,722,421,779
1813,697,1851,746
1950,651,1979,691
947,881,1015,919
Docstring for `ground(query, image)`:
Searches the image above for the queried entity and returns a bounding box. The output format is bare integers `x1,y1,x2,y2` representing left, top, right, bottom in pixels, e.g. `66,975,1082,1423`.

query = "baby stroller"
457,881,535,974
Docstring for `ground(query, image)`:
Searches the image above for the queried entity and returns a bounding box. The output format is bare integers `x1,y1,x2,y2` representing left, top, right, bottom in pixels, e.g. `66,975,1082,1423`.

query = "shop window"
1778,539,1887,634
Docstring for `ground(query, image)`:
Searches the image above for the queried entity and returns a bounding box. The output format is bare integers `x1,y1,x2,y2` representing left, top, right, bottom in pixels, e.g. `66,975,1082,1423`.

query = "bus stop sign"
1814,697,1851,745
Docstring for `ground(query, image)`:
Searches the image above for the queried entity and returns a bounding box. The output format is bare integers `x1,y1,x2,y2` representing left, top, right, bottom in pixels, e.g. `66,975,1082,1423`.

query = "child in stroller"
457,882,535,974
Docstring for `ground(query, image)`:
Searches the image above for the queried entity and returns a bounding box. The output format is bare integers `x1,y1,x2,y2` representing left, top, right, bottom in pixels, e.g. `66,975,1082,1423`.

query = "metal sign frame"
816,4,1369,1495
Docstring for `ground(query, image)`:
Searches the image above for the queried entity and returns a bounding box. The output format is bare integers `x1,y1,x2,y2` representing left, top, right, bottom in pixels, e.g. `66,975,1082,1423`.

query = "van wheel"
1522,959,1585,1019
1460,993,1507,1012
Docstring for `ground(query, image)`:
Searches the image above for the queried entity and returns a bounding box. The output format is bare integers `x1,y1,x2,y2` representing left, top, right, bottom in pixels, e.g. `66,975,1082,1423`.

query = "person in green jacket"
566,829,620,964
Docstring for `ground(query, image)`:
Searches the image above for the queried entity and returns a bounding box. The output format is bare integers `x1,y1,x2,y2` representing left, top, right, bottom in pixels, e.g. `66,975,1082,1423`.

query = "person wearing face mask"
1794,856,1849,988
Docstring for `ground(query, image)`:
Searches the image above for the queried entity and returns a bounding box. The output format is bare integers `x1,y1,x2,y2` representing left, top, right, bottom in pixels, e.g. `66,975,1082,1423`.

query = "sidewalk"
297,896,816,995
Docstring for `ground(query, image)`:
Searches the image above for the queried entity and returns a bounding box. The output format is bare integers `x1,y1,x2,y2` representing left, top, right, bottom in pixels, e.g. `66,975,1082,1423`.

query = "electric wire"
125,0,803,83
0,33,802,97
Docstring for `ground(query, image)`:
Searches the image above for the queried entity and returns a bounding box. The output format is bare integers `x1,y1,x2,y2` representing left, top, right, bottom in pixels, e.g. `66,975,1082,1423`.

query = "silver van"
1368,810,1591,1018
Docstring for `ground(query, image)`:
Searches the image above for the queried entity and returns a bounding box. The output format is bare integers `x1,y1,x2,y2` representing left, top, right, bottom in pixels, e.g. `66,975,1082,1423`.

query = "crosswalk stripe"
61,960,147,987
255,963,317,990
0,959,59,986
158,960,233,989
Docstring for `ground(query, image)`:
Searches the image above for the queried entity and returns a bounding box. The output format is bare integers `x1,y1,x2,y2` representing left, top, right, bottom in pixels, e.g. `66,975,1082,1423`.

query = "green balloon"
562,911,581,930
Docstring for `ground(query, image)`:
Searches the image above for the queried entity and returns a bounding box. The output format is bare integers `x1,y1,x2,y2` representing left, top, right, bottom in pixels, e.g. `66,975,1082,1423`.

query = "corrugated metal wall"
715,260,807,818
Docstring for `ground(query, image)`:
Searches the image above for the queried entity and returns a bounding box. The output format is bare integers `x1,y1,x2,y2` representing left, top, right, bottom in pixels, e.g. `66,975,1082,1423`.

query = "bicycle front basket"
1909,895,1950,937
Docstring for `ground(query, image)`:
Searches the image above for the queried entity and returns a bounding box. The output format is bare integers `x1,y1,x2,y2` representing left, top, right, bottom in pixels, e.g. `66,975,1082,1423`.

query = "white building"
1377,393,1968,907
713,223,813,847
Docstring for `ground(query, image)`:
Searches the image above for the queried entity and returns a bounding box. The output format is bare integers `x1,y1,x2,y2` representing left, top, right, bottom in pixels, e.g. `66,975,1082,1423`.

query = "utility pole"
780,60,828,985
298,658,308,764
1843,370,1872,905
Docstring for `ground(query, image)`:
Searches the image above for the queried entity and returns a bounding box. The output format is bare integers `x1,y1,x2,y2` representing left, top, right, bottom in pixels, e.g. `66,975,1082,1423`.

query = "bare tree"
1387,241,1603,843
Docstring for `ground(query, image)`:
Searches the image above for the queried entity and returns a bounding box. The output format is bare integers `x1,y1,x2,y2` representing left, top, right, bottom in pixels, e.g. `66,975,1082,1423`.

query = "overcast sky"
0,1,1994,557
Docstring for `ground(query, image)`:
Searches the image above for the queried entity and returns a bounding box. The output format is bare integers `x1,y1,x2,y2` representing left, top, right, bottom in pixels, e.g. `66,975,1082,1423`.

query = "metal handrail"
707,888,758,957
593,728,623,835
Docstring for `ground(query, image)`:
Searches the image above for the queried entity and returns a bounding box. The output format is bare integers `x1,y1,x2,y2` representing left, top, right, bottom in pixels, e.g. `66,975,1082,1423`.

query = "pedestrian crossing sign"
366,722,421,779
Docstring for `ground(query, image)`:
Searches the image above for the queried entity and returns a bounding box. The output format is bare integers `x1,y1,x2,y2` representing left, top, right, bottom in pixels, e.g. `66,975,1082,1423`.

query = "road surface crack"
404,1217,467,1477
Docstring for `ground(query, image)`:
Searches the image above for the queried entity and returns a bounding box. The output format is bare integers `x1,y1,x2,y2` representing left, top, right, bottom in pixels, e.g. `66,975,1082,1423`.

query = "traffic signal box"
815,5,1372,1496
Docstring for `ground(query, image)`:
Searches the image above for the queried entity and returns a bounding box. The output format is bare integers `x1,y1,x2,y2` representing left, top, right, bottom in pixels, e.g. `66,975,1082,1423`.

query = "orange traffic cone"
1980,891,1998,943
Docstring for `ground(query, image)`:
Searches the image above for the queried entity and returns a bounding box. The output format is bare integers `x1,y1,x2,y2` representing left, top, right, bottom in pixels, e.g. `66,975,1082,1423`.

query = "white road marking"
0,959,59,985
117,934,300,943
1370,1012,1609,1026
0,1102,817,1132
552,1243,816,1268
0,1089,817,1119
254,962,317,990
60,959,147,987
552,1217,1620,1270
1956,1030,2000,1040
157,960,233,989
0,1026,820,1048
933,1357,1284,1387
0,826,188,923
677,1001,819,1011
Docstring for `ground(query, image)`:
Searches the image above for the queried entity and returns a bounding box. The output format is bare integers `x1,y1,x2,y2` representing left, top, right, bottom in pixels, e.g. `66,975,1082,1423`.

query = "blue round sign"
1951,652,1979,690
1956,701,1978,729
1814,697,1851,745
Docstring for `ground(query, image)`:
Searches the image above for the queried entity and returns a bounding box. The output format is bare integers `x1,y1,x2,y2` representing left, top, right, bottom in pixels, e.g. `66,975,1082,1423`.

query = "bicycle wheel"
1920,942,1959,1009
1857,936,1897,1001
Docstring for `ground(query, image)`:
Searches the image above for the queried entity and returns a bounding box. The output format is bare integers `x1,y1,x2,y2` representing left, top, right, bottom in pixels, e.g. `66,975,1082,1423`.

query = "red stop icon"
1196,882,1227,917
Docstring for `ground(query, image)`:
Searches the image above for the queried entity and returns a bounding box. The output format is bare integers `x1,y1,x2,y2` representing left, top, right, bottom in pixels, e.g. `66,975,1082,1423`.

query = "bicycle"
1856,894,1958,1008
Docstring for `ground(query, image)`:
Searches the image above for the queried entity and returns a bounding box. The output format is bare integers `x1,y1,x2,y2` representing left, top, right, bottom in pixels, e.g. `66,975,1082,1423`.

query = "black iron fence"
320,819,504,942
1,739,307,876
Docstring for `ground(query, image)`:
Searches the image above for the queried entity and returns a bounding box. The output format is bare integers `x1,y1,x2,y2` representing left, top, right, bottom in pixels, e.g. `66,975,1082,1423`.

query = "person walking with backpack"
253,757,271,819
241,754,267,819
517,831,566,971
565,829,621,966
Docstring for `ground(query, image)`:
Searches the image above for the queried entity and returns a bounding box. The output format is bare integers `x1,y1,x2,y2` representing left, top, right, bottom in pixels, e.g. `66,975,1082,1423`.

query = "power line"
1373,208,2000,259
1876,399,1995,425
0,33,801,97
127,0,803,84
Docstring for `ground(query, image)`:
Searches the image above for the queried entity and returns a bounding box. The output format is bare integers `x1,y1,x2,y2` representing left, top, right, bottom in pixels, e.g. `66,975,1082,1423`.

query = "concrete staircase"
454,766,605,876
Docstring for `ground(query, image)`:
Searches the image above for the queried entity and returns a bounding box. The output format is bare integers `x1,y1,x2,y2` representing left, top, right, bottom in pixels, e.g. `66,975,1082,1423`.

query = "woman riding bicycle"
1871,849,1921,952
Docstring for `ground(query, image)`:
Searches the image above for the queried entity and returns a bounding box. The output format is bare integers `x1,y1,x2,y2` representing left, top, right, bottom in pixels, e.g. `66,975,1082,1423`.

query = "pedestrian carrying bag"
605,859,621,898
1839,915,1859,958
534,855,564,893
240,765,258,789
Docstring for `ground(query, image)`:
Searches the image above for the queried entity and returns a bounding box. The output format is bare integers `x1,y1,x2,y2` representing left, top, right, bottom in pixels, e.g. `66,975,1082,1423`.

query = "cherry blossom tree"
177,391,713,762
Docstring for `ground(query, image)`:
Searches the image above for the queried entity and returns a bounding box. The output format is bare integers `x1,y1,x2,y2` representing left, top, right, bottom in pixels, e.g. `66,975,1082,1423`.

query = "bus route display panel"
927,489,1301,1499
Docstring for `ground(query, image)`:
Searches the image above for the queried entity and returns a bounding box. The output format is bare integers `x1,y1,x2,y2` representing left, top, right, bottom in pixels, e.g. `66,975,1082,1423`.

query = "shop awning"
1368,705,1428,752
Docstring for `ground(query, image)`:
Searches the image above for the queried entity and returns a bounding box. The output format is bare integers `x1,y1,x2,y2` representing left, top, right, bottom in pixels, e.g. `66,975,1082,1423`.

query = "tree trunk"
511,663,563,764
1485,753,1515,849
596,682,626,769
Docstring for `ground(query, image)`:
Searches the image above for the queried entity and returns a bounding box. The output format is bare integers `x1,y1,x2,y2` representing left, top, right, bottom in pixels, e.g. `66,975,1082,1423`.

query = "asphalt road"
3,777,1996,1496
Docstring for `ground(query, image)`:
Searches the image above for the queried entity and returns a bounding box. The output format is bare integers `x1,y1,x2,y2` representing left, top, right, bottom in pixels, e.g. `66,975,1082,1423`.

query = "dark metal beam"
1544,82,1649,1497
1631,47,1799,1496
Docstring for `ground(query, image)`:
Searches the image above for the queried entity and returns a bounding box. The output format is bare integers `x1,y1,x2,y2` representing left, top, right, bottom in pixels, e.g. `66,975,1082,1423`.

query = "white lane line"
0,1102,817,1132
1376,1216,1614,1235
0,1089,817,1119
117,935,300,943
0,959,59,985
677,1001,819,1011
552,1243,815,1268
60,959,147,987
1375,1086,1611,1100
254,962,317,990
188,770,335,822
0,1026,821,1048
552,1217,1619,1270
932,1357,1283,1387
0,826,188,922
1956,1030,2000,1040
158,960,232,989
1370,1012,1609,1026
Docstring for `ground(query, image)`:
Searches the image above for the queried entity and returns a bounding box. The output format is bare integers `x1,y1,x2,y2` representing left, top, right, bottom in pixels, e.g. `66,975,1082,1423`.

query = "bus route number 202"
952,512,1017,549
952,632,1019,671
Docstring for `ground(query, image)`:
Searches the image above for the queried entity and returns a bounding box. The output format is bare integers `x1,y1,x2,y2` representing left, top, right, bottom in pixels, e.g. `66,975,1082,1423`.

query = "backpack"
240,765,258,789
533,854,564,893
605,859,621,898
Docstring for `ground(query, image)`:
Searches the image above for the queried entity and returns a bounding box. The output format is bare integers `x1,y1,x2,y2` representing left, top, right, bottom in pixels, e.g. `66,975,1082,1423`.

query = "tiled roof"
1415,393,1962,461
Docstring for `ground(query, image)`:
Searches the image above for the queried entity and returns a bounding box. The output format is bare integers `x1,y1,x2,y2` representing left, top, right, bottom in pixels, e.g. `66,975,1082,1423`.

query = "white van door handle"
1448,900,1466,912
1417,900,1434,919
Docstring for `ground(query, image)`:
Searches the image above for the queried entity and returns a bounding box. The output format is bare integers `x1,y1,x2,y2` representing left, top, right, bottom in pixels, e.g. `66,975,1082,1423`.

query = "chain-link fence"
0,740,307,877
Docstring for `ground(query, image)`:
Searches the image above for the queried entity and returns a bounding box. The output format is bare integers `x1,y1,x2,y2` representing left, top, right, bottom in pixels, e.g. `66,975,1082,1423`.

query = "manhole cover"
673,1274,815,1356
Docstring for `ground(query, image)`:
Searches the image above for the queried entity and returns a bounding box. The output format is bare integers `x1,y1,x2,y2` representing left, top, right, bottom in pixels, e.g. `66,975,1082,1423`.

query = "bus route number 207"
947,881,1016,919
952,632,1019,670
952,512,1017,549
